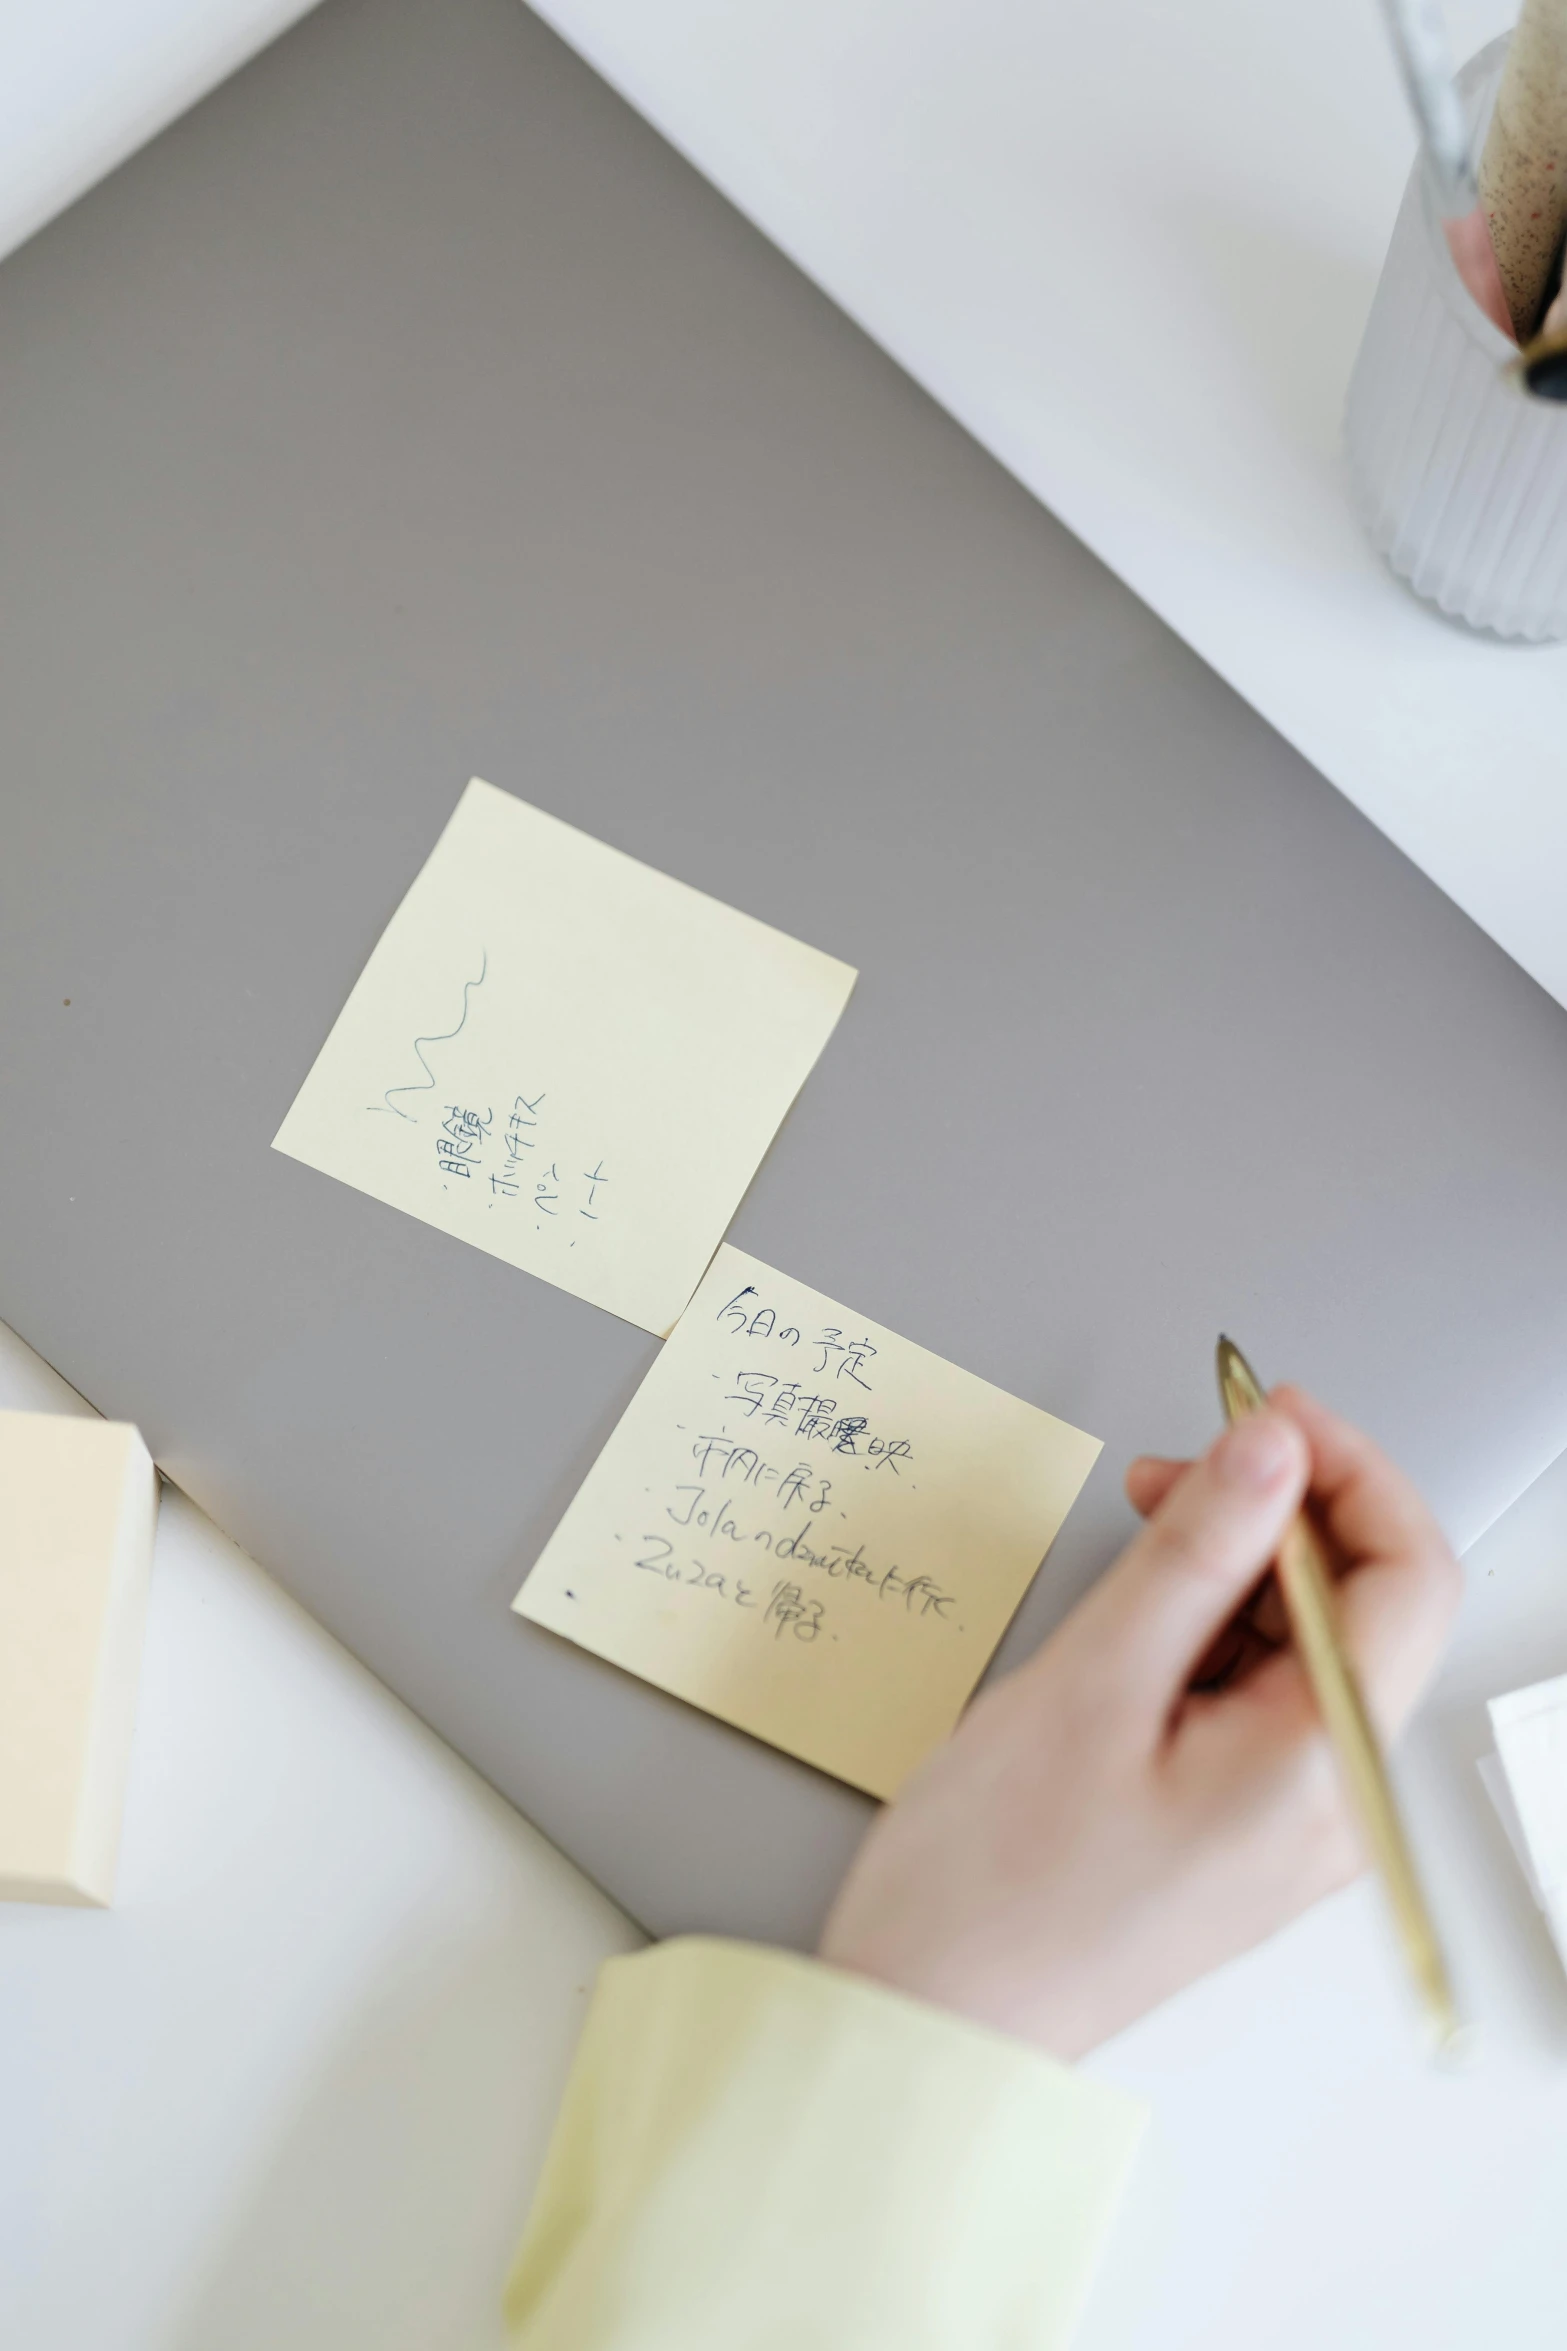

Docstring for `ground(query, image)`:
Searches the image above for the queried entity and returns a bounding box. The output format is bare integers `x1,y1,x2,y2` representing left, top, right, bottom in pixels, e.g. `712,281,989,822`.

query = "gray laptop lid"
4,0,1567,1942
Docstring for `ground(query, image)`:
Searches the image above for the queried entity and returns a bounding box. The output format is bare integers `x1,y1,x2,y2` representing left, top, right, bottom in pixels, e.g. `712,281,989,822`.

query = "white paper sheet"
1480,1670,1567,1970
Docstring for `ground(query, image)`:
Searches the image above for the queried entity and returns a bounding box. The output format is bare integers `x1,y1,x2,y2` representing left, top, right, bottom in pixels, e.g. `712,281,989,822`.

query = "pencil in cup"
1478,0,1567,338
1377,0,1513,334
1346,37,1567,640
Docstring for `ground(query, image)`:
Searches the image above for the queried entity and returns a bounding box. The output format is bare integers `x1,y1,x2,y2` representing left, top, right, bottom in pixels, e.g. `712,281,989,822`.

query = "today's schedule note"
514,1245,1101,1797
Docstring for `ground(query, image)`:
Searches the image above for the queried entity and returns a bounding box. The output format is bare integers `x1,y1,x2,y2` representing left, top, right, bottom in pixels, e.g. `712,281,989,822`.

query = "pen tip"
1215,1335,1265,1419
1432,2017,1482,2074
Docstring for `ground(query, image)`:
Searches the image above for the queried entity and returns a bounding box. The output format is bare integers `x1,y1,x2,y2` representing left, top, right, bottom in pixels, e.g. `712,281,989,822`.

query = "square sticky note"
273,781,856,1335
0,1412,159,1905
514,1245,1101,1798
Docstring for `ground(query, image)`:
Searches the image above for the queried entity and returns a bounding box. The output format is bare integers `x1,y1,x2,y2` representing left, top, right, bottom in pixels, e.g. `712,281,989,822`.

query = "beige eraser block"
0,1411,159,1906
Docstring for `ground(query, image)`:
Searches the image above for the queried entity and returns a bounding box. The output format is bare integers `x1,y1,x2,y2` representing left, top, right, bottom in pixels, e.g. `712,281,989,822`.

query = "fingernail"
1213,1412,1296,1490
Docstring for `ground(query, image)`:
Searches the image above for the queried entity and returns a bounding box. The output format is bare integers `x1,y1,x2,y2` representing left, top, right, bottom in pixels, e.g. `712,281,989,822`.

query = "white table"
10,0,1567,1007
1084,1461,1567,2351
5,1301,1566,2350
4,5,1567,2344
530,0,1567,1018
0,0,316,266
0,1323,641,2351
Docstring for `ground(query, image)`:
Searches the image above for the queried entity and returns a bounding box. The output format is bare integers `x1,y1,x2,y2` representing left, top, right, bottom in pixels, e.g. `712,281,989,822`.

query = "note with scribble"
514,1245,1101,1797
272,781,857,1335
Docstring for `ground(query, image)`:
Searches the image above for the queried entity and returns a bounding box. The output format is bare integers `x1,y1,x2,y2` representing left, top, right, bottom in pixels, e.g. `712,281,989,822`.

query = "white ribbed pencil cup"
1346,36,1567,641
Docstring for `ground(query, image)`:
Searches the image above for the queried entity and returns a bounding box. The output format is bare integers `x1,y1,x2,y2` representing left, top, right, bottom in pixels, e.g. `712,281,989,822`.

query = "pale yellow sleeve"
504,1935,1146,2350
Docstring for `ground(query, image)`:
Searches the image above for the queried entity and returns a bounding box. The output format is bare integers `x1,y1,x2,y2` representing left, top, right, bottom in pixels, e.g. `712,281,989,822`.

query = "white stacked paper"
1480,1672,1567,1970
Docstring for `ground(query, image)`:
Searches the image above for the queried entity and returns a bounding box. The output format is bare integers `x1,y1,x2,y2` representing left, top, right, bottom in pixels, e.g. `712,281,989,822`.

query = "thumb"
1078,1411,1310,1717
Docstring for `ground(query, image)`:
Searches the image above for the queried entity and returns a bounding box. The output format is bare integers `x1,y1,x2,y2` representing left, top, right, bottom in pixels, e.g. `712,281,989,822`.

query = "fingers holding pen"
1124,1455,1187,1517
1073,1410,1309,1718
825,1374,1461,2060
1123,1388,1461,1734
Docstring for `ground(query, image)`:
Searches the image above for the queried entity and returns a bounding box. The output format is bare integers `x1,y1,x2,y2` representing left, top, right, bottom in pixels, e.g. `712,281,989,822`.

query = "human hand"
818,1387,1460,2059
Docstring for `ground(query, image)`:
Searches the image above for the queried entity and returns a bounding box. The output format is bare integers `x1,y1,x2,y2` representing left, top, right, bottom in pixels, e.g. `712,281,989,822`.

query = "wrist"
818,1920,1097,2062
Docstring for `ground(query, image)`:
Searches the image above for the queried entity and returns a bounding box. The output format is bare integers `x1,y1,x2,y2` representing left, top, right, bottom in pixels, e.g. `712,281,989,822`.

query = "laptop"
4,0,1567,1940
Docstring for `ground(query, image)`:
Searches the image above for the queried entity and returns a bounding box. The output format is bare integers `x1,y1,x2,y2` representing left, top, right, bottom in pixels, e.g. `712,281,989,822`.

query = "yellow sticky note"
0,1413,160,1906
273,781,856,1335
514,1246,1102,1798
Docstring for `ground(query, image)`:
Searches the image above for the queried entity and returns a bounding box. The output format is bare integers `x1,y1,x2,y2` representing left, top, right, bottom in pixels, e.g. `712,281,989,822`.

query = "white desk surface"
0,1324,641,2351
4,5,1567,2343
1083,1464,1567,2351
0,0,316,269
529,0,1567,1019
4,1330,1567,2351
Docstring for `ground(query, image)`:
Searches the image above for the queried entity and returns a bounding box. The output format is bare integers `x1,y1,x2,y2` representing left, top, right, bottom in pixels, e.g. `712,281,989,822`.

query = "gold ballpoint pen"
1216,1338,1466,2060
